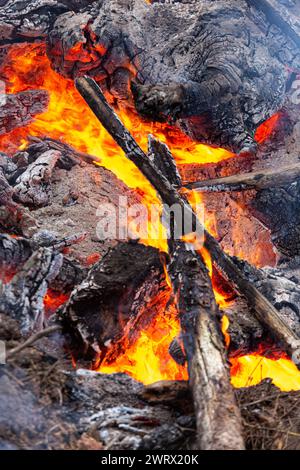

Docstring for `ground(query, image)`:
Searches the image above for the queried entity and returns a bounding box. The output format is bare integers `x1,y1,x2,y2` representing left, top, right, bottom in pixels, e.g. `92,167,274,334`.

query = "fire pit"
1,0,300,452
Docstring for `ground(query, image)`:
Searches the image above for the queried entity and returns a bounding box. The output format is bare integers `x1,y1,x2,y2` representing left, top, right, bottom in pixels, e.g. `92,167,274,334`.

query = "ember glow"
1,43,299,390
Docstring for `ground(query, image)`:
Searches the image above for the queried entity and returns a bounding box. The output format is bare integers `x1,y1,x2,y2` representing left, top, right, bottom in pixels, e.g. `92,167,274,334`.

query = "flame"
97,277,188,384
0,43,295,389
221,315,231,349
221,314,300,392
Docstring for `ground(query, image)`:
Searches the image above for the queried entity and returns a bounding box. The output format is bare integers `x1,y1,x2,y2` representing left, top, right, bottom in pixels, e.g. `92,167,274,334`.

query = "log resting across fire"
1,0,300,154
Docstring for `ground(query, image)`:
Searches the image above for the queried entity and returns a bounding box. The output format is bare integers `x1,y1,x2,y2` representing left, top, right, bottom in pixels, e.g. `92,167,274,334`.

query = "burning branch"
184,164,300,192
75,76,300,357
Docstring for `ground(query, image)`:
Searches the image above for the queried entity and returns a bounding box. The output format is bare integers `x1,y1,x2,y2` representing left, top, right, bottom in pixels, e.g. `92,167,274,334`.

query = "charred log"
169,241,244,450
0,0,89,43
247,0,300,48
184,163,300,192
62,242,167,360
232,256,300,340
0,90,49,135
0,234,32,272
148,135,182,187
251,181,300,258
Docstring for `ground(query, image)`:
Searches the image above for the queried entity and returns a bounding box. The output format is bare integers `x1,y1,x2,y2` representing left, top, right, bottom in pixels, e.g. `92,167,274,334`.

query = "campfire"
1,0,300,452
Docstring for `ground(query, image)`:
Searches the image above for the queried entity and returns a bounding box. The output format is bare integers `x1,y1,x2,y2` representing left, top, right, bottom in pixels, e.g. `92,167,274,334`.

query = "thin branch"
6,325,62,360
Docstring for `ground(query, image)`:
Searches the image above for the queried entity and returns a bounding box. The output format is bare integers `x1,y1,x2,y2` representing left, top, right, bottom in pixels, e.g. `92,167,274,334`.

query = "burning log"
184,163,300,193
42,0,292,154
169,242,245,450
148,135,182,188
13,149,61,207
75,76,300,357
62,242,167,360
0,90,49,135
0,247,63,334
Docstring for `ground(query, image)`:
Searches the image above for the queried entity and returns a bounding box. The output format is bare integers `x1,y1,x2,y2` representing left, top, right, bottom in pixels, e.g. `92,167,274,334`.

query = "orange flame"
221,315,300,392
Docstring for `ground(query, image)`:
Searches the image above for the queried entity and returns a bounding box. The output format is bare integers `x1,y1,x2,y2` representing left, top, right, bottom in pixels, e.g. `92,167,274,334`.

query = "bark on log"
0,247,63,334
13,149,61,207
62,242,167,361
169,241,244,450
148,135,182,187
184,163,300,192
75,76,300,357
0,90,49,135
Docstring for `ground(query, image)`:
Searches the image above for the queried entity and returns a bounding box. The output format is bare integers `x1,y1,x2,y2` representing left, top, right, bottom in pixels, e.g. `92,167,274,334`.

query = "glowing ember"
255,113,281,144
44,289,69,315
1,43,296,390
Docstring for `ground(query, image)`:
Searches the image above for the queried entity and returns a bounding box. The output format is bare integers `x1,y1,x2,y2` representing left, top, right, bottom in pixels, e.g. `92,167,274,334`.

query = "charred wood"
184,163,300,192
62,242,167,360
13,149,61,207
247,0,300,48
0,231,87,291
169,241,244,450
0,234,32,272
0,90,49,135
47,0,290,153
148,135,181,187
232,257,300,340
0,0,87,43
251,181,300,258
19,136,98,169
0,247,63,334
